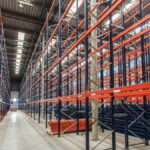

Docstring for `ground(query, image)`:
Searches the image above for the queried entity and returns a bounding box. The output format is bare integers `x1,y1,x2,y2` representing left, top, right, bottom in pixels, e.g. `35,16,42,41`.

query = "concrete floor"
0,111,149,150
0,111,84,150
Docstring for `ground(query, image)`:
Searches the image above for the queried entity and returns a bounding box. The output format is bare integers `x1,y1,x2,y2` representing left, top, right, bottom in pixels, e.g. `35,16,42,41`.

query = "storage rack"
0,10,10,121
20,0,150,149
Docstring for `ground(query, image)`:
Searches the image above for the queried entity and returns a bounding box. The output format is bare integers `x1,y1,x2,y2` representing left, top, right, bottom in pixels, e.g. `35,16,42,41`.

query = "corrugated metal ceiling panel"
0,0,39,17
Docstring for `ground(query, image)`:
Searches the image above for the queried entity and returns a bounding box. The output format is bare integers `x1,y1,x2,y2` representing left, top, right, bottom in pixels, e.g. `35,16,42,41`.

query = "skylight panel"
16,66,20,69
18,49,23,54
104,0,137,27
51,38,56,45
16,62,20,65
16,59,21,63
18,32,25,40
18,41,24,47
129,21,150,35
16,32,25,74
123,0,137,12
66,0,83,19
16,69,19,72
70,2,77,14
17,54,22,59
16,63,20,68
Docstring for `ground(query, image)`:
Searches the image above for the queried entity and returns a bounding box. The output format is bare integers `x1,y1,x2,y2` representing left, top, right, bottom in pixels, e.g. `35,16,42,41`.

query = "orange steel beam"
102,2,149,40
21,0,57,83
22,0,142,88
26,82,150,104
21,0,126,98
24,0,115,85
20,1,149,102
21,0,75,88
32,0,75,72
58,27,150,78
42,0,125,81
61,0,116,48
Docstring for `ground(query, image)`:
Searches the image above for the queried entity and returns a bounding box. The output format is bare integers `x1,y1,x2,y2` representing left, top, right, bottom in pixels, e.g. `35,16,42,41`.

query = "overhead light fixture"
18,32,25,40
16,59,21,63
18,49,23,52
16,66,20,69
16,63,20,66
18,1,23,8
21,1,33,7
13,98,17,102
16,67,20,70
15,32,25,75
16,70,19,73
17,0,34,7
16,66,20,70
16,71,19,74
18,49,23,54
17,54,22,59
18,41,24,47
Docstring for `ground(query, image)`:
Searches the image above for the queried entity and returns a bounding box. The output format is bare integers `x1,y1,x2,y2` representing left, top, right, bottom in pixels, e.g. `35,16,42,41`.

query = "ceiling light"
16,71,19,73
16,63,21,66
13,98,17,102
18,32,25,40
19,2,23,8
16,67,20,70
20,1,33,7
18,49,23,52
16,62,21,65
18,41,24,47
16,59,21,63
17,54,22,59
16,66,20,70
18,32,25,48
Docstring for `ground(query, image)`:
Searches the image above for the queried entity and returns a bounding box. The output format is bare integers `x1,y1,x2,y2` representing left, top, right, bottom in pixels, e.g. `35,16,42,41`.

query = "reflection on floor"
0,111,149,150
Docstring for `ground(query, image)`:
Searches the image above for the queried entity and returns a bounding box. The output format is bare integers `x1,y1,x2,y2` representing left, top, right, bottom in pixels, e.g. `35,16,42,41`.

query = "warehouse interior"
0,0,150,150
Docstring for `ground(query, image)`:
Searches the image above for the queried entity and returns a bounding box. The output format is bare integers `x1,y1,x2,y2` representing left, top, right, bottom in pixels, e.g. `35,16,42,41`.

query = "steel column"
84,0,89,149
58,0,62,138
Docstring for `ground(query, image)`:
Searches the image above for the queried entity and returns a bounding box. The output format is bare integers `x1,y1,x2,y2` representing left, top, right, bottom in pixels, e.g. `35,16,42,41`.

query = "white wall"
10,91,19,109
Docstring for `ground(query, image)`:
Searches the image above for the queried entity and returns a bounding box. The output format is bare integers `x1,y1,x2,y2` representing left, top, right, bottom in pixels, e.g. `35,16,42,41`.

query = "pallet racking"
20,0,150,149
0,10,10,121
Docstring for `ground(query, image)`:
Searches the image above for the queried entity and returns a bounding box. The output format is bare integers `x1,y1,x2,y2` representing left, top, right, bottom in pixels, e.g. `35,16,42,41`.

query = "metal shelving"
20,0,150,149
0,10,10,121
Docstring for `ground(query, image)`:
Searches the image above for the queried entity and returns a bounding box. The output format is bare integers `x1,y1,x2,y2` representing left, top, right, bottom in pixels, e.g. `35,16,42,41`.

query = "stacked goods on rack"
48,118,92,135
0,11,10,121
